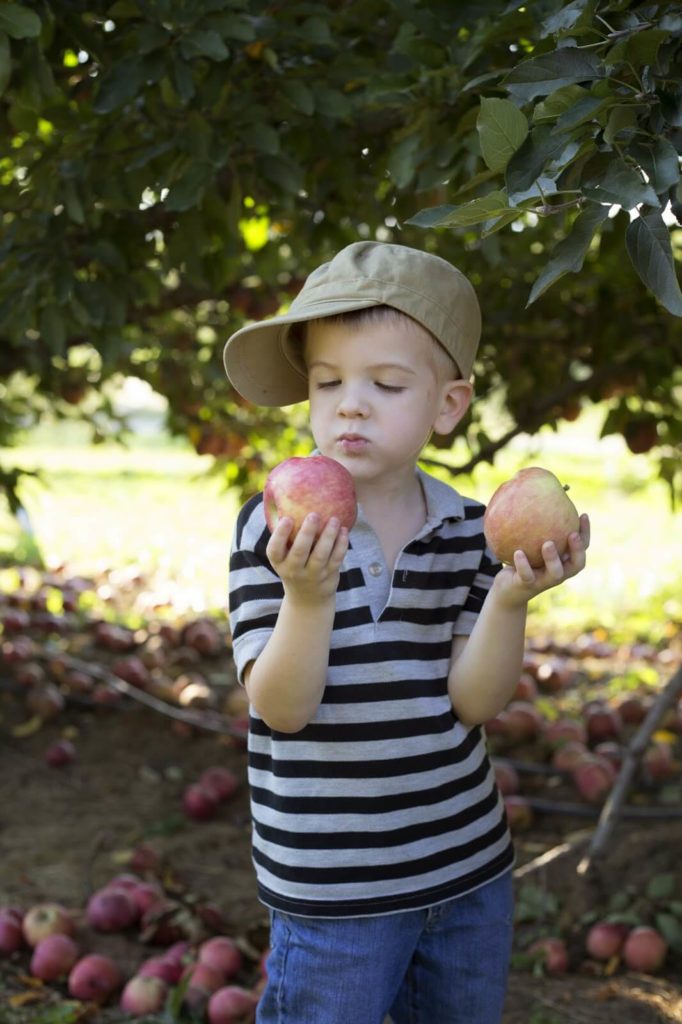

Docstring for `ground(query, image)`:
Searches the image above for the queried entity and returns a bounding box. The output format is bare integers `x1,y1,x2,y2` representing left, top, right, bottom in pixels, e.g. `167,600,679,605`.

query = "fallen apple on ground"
483,467,580,568
263,455,357,540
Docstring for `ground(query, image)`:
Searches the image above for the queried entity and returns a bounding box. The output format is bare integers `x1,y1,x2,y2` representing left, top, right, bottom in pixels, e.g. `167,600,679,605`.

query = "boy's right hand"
266,514,349,605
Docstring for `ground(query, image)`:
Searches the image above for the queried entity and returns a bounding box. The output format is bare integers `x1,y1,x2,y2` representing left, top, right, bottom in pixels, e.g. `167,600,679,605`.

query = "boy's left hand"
494,513,590,607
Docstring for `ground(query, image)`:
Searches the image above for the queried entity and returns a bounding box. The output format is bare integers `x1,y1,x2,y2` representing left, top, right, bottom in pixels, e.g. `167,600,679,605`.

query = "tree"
1,0,680,506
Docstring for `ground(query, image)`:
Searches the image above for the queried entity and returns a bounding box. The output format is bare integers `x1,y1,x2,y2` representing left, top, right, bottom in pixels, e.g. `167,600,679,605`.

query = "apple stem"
563,485,570,491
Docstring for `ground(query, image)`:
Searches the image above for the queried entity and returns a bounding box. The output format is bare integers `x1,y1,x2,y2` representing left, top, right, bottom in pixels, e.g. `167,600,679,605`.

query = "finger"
564,529,587,574
540,540,565,580
328,526,350,567
579,512,591,549
266,517,295,564
512,549,536,585
287,513,320,561
307,517,341,565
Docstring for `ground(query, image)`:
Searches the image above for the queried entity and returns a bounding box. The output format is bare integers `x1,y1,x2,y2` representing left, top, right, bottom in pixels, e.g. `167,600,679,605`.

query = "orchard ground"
1,404,681,1023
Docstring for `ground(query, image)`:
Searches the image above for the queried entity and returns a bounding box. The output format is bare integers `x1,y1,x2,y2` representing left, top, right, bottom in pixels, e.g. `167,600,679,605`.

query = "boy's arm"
245,512,349,733
448,516,589,725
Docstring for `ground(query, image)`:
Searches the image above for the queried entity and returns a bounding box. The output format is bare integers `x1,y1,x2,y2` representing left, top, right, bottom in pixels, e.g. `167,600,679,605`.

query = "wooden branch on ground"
577,663,682,875
513,829,592,880
63,654,248,741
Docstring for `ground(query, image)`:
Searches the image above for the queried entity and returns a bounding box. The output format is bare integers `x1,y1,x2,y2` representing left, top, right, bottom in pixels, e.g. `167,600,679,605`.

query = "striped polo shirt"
228,466,514,918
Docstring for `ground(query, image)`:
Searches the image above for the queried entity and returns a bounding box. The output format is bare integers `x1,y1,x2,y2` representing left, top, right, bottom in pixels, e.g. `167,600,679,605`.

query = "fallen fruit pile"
0,865,265,1021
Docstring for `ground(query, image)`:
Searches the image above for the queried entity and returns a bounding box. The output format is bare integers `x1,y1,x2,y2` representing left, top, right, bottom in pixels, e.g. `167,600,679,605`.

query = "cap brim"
223,298,380,406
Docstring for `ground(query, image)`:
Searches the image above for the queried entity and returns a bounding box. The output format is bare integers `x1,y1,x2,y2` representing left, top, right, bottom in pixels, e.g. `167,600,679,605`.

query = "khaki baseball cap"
223,240,481,406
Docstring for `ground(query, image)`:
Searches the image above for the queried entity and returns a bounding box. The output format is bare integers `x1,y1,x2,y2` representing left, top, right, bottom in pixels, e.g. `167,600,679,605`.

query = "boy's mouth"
337,433,369,452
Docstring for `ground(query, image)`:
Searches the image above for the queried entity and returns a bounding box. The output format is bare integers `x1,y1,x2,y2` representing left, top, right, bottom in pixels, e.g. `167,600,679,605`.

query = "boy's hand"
266,513,349,605
493,513,590,607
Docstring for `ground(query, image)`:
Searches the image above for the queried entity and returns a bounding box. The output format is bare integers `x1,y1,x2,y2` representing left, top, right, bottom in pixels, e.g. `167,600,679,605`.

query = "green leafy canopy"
0,0,680,504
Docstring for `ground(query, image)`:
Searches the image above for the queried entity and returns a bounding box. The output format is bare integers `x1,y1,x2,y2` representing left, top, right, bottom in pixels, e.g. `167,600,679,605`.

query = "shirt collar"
416,465,465,524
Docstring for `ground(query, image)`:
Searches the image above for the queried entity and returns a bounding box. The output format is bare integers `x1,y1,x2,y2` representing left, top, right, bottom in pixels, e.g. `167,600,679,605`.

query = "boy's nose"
337,387,369,417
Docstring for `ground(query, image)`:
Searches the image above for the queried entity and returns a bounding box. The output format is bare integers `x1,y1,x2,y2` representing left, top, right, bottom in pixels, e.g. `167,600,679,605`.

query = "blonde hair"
288,306,461,382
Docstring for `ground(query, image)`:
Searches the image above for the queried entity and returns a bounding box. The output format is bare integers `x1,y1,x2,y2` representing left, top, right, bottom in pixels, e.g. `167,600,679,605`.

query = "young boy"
224,241,589,1024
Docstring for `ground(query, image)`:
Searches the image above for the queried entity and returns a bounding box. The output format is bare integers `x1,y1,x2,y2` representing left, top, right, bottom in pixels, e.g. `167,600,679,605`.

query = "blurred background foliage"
0,0,680,509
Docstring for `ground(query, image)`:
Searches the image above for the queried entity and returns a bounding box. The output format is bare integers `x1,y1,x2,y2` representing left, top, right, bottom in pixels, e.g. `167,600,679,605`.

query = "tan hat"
223,240,481,406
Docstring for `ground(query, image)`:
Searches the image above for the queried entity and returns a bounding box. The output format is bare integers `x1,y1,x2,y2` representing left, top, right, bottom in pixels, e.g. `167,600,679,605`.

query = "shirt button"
368,562,383,576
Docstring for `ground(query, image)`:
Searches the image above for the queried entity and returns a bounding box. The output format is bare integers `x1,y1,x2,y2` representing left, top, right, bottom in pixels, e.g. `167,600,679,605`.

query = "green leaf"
406,190,512,229
506,125,572,202
93,56,142,113
646,873,676,900
0,2,41,38
315,86,352,119
164,162,212,211
630,138,680,196
504,47,605,102
540,0,594,37
0,30,10,96
583,157,660,210
180,28,229,61
249,122,280,156
527,202,610,304
477,97,528,173
655,912,682,953
625,211,682,317
206,12,256,42
39,305,66,353
603,104,639,146
388,133,422,189
281,79,314,116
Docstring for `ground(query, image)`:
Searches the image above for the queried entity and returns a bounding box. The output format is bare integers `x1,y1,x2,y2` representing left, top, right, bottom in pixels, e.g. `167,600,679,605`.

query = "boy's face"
306,318,471,487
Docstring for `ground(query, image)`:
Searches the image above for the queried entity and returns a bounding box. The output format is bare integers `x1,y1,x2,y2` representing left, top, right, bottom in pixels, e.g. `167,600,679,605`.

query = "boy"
224,241,589,1024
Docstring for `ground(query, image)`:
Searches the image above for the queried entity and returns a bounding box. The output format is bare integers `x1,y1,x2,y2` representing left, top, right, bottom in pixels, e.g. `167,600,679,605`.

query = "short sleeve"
228,494,284,684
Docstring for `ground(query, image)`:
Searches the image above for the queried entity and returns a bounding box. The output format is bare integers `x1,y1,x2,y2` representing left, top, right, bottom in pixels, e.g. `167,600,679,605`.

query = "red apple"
551,740,589,773
513,672,538,701
68,953,123,1004
30,933,80,981
0,911,24,955
616,696,648,724
86,887,139,931
585,921,629,961
622,926,668,973
44,739,76,767
120,975,168,1015
208,985,259,1024
483,467,580,568
199,766,239,803
504,701,543,742
183,962,224,994
543,717,587,749
642,742,675,782
22,903,75,947
263,455,357,540
503,795,533,831
528,936,569,974
138,954,183,985
183,783,220,821
572,755,616,803
198,936,243,982
584,704,622,742
491,759,520,796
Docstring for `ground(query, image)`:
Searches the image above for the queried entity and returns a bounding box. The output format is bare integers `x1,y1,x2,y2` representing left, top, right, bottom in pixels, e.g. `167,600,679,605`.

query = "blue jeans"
256,871,514,1024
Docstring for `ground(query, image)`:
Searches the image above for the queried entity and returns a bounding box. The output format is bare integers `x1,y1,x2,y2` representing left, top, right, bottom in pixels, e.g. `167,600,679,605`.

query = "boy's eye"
315,380,340,389
376,382,404,392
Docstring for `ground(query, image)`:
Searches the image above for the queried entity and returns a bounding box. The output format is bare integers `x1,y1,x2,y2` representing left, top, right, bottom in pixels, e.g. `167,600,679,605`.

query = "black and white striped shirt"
228,466,514,918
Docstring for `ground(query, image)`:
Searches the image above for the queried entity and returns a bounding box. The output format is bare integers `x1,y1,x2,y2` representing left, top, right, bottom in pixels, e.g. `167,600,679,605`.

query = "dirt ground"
1,688,681,1023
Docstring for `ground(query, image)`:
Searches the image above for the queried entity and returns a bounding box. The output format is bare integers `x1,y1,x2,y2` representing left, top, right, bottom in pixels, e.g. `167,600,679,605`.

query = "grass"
1,407,681,641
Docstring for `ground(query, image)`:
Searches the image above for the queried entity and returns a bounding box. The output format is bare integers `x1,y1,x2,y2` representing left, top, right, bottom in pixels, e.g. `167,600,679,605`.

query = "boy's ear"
432,379,473,436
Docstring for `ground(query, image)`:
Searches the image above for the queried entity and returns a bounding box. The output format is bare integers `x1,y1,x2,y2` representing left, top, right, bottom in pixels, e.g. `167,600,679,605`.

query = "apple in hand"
263,455,357,540
483,466,580,568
